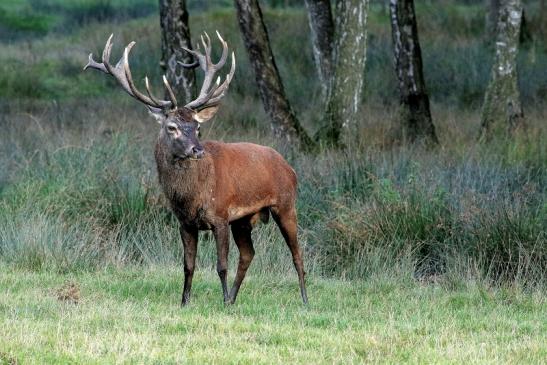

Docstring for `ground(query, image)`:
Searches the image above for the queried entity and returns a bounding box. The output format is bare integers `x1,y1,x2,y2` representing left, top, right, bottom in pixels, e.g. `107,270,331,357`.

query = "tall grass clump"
293,139,546,284
0,133,179,270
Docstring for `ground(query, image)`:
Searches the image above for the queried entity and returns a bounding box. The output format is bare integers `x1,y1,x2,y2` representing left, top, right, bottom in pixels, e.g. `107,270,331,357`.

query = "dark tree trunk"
480,0,525,140
315,0,370,146
159,0,195,104
519,8,532,45
234,0,315,151
304,0,334,100
389,0,438,145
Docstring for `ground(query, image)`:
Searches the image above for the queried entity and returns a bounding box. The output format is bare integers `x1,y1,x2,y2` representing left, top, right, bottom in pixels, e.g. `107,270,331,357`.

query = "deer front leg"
213,223,230,304
180,225,198,307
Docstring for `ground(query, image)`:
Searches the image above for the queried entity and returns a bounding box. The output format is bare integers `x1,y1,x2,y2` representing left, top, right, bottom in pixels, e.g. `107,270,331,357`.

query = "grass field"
1,265,545,364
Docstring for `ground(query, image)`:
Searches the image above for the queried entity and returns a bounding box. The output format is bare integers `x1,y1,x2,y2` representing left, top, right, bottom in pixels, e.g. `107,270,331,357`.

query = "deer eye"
167,125,177,133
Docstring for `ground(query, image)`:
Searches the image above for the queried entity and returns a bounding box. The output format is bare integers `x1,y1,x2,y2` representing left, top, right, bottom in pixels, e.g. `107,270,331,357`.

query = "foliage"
0,0,158,38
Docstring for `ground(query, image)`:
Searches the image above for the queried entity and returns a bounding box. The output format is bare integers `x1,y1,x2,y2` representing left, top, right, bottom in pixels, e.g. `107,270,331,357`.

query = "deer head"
84,32,236,160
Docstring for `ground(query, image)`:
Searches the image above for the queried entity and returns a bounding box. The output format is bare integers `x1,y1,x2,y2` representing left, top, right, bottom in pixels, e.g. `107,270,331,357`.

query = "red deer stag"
84,33,308,305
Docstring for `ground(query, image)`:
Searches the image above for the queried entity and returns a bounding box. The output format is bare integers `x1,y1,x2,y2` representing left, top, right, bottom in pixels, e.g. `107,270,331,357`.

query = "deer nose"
192,146,204,159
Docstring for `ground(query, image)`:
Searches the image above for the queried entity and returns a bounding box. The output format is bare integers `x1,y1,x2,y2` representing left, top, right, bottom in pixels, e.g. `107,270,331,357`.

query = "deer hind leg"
229,219,255,304
212,223,230,304
271,207,308,304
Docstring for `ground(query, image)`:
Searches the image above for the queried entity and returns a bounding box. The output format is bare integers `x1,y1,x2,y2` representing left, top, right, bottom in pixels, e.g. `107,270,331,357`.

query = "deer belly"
227,200,273,222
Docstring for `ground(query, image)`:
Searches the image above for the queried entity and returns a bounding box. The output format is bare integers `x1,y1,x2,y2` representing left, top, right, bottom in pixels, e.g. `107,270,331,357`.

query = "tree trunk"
159,0,195,104
234,0,316,151
480,0,525,140
488,0,530,44
304,0,334,100
315,0,370,146
389,0,438,145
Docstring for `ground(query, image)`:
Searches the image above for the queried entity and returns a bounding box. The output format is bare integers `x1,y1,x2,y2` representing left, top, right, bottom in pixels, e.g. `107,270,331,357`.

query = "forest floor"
1,264,544,364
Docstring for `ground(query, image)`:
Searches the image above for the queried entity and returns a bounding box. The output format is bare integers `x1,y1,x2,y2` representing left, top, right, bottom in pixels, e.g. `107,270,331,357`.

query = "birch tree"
480,0,525,140
304,0,334,100
315,0,370,146
389,0,438,145
159,0,195,103
234,0,316,151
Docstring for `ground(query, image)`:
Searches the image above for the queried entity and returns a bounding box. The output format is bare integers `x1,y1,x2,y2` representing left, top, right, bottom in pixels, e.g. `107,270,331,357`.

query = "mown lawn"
0,265,544,364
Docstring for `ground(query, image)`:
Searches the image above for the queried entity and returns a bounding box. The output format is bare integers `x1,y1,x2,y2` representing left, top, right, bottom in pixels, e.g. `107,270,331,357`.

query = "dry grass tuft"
55,281,80,304
0,351,17,365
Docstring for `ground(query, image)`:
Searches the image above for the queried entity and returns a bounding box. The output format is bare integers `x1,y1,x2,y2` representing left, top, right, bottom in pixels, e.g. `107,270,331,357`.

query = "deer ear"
148,107,167,125
194,106,220,123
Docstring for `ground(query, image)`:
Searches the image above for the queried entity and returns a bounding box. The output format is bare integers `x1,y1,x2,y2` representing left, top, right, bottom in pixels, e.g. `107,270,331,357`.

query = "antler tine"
184,31,235,110
101,34,115,73
213,31,228,70
163,75,178,108
204,52,236,107
177,41,202,69
83,53,108,73
200,32,228,71
144,76,164,106
200,76,222,102
213,51,235,97
202,33,212,61
84,34,177,111
122,43,167,108
102,38,135,98
181,46,207,71
178,60,199,68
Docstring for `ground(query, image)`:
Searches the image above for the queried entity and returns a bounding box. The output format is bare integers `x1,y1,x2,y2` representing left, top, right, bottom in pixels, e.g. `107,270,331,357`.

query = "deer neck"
154,140,213,218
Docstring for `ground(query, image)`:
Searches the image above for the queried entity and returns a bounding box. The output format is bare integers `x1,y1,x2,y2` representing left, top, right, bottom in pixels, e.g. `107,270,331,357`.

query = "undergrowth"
0,124,544,286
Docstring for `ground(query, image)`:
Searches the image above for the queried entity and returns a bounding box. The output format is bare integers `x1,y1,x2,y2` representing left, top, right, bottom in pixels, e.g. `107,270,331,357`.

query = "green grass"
0,265,545,364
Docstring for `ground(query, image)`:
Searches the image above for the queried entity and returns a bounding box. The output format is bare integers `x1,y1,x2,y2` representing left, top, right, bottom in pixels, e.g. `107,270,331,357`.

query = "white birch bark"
317,0,369,146
480,0,525,139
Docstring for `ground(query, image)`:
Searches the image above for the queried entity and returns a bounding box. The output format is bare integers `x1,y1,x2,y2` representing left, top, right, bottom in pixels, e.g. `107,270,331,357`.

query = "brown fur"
155,136,308,305
156,140,296,223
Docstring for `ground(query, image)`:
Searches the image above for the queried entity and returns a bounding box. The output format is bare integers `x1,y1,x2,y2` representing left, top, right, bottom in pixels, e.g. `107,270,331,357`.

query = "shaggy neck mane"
154,136,213,221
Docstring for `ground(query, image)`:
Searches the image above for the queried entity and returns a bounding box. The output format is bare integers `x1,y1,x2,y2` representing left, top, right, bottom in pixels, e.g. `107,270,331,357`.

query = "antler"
180,31,236,110
84,34,177,112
